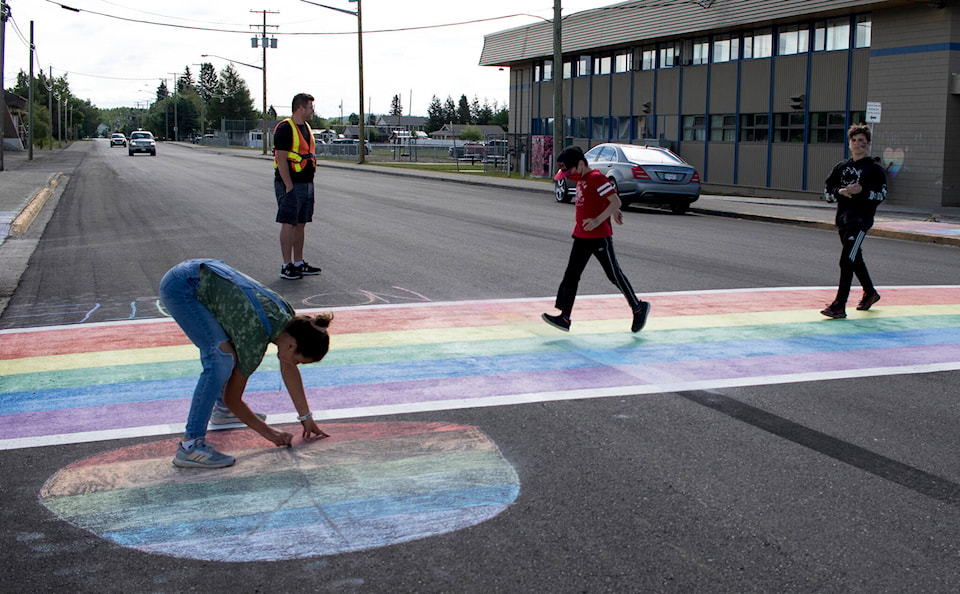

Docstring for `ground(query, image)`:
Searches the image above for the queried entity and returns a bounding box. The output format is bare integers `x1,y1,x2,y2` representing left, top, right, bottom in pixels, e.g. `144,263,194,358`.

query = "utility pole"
552,0,563,171
251,9,278,156
0,0,10,171
47,66,52,150
167,73,179,141
28,20,33,159
355,0,366,164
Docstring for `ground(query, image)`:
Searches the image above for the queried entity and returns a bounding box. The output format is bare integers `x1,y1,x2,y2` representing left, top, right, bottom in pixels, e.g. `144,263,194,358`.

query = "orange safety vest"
273,118,316,173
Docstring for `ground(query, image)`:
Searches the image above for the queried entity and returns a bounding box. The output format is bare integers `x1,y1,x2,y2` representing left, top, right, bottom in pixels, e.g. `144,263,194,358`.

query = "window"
563,61,573,79
752,29,773,58
577,55,592,77
659,42,680,68
636,115,653,139
614,51,633,73
825,18,850,51
591,117,608,140
692,38,710,65
712,34,740,63
809,112,847,143
778,24,809,56
739,113,769,141
594,56,611,75
710,115,737,141
535,62,552,82
641,46,657,70
855,15,871,48
682,115,707,141
568,117,589,139
614,116,632,141
809,111,866,143
774,113,805,142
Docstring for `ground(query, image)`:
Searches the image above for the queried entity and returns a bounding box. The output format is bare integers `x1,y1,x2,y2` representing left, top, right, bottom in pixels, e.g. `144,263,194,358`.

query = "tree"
156,80,170,104
425,95,445,133
490,101,509,130
207,64,257,124
460,125,482,141
457,94,472,124
475,98,494,125
177,66,195,94
13,70,54,146
197,63,219,104
390,94,403,117
443,96,457,125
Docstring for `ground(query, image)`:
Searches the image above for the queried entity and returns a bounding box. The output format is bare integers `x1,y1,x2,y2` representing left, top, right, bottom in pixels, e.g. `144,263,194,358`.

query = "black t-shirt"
274,121,315,184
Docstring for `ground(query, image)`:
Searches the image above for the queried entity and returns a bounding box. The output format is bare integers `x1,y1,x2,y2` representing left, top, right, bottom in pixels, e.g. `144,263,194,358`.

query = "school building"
479,0,960,210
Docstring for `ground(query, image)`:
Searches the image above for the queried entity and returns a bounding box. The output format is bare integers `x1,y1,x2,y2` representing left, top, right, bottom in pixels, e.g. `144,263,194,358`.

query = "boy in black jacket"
821,124,888,319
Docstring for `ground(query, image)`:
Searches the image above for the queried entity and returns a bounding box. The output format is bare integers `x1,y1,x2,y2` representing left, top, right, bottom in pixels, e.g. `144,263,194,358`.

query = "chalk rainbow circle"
39,422,520,562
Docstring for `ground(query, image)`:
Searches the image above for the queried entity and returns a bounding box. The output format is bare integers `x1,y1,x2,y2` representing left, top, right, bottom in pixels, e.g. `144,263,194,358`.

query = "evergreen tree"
490,100,508,130
457,94,472,124
197,63,220,104
156,80,170,103
475,98,494,125
443,96,457,125
425,95,445,133
390,94,403,117
177,66,195,93
209,64,257,123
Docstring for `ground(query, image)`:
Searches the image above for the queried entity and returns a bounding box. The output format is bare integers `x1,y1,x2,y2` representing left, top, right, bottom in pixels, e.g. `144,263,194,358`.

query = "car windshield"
621,146,684,165
131,132,152,140
112,134,123,138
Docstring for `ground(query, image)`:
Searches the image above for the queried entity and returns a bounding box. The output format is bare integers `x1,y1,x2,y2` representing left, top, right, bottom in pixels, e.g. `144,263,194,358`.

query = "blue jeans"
159,259,235,440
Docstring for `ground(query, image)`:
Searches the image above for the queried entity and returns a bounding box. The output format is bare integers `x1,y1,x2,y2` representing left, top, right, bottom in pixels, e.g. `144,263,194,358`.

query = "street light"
300,0,366,164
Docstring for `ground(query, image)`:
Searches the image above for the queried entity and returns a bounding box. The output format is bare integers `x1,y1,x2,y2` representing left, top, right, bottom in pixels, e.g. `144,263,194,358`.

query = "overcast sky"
6,0,608,118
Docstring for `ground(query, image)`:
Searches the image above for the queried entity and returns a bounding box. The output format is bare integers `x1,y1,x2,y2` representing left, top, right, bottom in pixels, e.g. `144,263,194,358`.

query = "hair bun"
311,312,333,329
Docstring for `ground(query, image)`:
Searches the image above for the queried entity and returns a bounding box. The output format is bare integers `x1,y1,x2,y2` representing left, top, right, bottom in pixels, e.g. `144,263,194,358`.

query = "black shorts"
275,181,314,225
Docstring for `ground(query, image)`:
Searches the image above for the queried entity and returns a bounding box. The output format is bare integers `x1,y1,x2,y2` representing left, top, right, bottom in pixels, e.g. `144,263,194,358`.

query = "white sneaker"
210,406,266,425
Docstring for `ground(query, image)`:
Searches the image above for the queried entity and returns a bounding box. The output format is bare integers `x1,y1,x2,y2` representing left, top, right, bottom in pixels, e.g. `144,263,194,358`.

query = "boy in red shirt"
543,147,650,333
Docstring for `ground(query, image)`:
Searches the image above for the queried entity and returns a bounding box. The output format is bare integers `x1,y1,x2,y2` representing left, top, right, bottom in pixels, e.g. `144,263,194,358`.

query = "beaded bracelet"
297,411,313,422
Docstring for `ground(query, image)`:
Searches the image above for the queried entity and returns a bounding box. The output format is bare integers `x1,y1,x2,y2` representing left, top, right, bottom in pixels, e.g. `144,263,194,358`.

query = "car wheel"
554,179,572,203
671,201,691,215
128,151,134,156
607,177,621,197
151,151,157,156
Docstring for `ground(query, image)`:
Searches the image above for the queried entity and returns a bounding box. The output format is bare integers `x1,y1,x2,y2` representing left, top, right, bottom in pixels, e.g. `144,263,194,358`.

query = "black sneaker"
280,263,302,280
297,261,322,275
820,301,847,319
541,313,570,332
631,301,651,333
856,292,880,311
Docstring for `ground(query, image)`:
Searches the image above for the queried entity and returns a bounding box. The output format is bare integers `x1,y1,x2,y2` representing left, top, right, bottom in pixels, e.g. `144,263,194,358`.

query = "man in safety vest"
274,92,321,280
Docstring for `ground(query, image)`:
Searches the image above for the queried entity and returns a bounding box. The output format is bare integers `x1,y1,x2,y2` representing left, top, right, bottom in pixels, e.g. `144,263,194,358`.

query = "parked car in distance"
555,143,701,214
448,142,486,159
110,133,126,147
319,138,371,156
128,130,157,156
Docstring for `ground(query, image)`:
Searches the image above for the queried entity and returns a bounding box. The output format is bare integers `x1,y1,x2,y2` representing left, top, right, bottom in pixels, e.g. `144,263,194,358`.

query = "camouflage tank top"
197,265,294,377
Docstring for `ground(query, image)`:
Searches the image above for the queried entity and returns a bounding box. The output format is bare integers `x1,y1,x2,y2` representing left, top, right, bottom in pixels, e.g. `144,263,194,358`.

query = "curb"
9,173,63,237
690,206,960,247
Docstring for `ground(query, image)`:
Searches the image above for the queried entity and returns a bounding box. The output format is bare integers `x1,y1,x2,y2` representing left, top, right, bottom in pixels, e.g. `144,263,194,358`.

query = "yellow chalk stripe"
3,304,958,376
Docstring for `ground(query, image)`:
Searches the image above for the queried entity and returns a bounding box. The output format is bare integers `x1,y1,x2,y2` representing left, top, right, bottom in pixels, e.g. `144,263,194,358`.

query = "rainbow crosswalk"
3,286,960,451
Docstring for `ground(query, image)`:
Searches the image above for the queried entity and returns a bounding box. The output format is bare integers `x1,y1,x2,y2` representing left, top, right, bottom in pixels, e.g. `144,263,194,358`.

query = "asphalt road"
2,140,960,592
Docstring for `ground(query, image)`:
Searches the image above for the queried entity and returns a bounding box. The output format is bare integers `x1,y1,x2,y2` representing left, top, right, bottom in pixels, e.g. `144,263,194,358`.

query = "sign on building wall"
866,102,882,123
